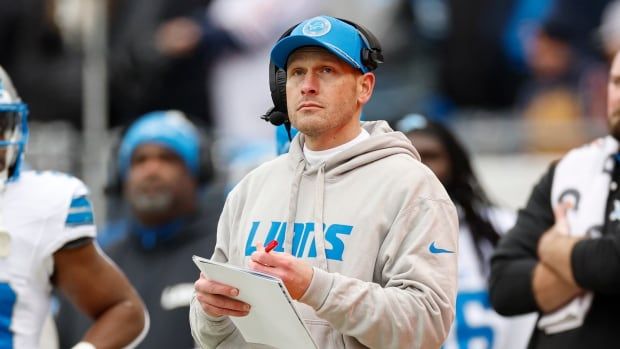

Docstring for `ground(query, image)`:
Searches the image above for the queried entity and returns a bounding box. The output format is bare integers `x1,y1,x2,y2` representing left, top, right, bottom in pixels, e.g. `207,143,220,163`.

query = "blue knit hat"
118,110,200,178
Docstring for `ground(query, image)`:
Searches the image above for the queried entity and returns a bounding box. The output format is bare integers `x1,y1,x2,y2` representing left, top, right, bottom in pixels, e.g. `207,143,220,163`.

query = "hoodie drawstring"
284,159,305,255
313,163,329,270
283,160,329,271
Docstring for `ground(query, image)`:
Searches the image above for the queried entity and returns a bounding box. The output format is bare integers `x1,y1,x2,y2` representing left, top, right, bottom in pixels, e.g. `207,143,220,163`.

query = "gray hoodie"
190,121,458,348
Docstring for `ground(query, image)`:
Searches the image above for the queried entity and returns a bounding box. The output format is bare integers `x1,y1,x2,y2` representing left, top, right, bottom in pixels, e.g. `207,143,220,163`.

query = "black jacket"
489,162,620,348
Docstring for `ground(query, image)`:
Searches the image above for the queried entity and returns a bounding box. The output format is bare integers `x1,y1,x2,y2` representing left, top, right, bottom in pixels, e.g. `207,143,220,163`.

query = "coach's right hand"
194,273,251,317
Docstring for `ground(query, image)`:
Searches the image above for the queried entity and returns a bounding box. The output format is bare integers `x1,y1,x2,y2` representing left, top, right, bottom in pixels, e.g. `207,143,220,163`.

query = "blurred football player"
0,66,147,348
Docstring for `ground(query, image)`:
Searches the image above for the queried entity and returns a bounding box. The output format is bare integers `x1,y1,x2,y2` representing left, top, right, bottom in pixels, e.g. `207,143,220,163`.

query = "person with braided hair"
395,113,536,349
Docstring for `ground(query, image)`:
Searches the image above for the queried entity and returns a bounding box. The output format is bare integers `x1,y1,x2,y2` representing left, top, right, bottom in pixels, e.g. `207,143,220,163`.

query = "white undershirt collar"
303,129,370,166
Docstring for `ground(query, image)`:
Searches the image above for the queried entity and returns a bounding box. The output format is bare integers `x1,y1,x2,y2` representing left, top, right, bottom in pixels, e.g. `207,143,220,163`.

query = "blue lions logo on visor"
302,17,332,37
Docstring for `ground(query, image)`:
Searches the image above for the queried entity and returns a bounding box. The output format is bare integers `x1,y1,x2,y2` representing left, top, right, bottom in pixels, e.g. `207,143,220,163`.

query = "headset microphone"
261,108,292,141
260,108,287,126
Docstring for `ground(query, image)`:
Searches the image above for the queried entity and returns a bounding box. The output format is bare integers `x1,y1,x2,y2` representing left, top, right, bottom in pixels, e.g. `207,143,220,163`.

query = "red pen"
264,240,278,253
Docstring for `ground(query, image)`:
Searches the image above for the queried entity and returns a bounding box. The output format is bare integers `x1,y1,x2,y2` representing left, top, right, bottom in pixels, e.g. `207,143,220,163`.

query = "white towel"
537,293,593,334
538,136,618,334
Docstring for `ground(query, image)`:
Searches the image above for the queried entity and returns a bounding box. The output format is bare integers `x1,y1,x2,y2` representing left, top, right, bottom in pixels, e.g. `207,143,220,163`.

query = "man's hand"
537,202,582,286
533,263,584,313
248,249,314,300
537,202,572,253
194,273,251,317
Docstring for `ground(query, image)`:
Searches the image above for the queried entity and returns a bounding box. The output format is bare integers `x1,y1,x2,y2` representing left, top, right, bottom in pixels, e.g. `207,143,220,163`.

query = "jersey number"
455,291,494,348
0,282,16,349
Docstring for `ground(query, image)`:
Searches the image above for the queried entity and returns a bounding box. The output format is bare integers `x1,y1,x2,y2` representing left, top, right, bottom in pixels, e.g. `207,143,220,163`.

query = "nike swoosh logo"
428,241,454,254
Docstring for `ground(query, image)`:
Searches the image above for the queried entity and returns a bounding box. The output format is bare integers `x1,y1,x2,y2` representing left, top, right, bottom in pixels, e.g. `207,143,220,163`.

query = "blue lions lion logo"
302,16,332,37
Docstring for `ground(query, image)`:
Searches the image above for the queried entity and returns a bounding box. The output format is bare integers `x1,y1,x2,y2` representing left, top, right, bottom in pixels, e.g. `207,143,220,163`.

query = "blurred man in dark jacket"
57,110,224,348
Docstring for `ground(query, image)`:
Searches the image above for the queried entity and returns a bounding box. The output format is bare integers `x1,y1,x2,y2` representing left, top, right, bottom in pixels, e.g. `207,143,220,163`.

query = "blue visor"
271,16,369,73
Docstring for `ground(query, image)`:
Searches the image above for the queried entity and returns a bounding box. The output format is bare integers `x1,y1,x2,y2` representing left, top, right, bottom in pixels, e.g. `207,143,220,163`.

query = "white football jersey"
442,207,537,349
0,171,96,348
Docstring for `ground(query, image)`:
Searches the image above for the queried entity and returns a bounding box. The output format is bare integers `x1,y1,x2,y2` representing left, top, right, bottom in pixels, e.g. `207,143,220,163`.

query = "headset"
261,17,384,135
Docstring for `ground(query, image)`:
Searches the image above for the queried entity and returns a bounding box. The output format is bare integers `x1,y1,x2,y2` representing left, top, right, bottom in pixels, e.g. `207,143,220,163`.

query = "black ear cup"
361,47,384,71
262,63,289,126
270,63,287,114
347,21,384,71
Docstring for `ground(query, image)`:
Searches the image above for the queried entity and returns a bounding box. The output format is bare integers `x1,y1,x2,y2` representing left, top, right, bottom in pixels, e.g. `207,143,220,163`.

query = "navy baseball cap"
271,16,371,73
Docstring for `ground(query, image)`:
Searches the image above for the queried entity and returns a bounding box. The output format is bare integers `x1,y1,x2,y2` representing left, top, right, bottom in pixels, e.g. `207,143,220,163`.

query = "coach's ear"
357,72,375,106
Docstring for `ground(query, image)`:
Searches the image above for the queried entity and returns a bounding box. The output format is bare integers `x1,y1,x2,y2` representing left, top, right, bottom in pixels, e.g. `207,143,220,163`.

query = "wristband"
71,342,96,349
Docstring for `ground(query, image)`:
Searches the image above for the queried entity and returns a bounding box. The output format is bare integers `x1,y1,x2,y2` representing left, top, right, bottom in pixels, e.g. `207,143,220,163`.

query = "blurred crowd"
2,0,620,177
2,0,620,348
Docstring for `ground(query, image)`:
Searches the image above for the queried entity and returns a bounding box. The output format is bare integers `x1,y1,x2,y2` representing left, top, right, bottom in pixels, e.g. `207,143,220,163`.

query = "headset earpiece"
261,62,289,126
338,19,384,71
361,47,384,71
261,24,296,127
269,62,287,112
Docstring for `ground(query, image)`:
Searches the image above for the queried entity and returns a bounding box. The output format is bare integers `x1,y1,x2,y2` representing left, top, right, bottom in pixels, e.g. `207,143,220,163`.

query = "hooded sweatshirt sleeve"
300,182,459,348
189,195,247,348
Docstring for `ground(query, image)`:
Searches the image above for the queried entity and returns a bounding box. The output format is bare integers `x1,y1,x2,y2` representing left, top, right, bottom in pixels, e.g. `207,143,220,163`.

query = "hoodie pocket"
305,319,345,349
